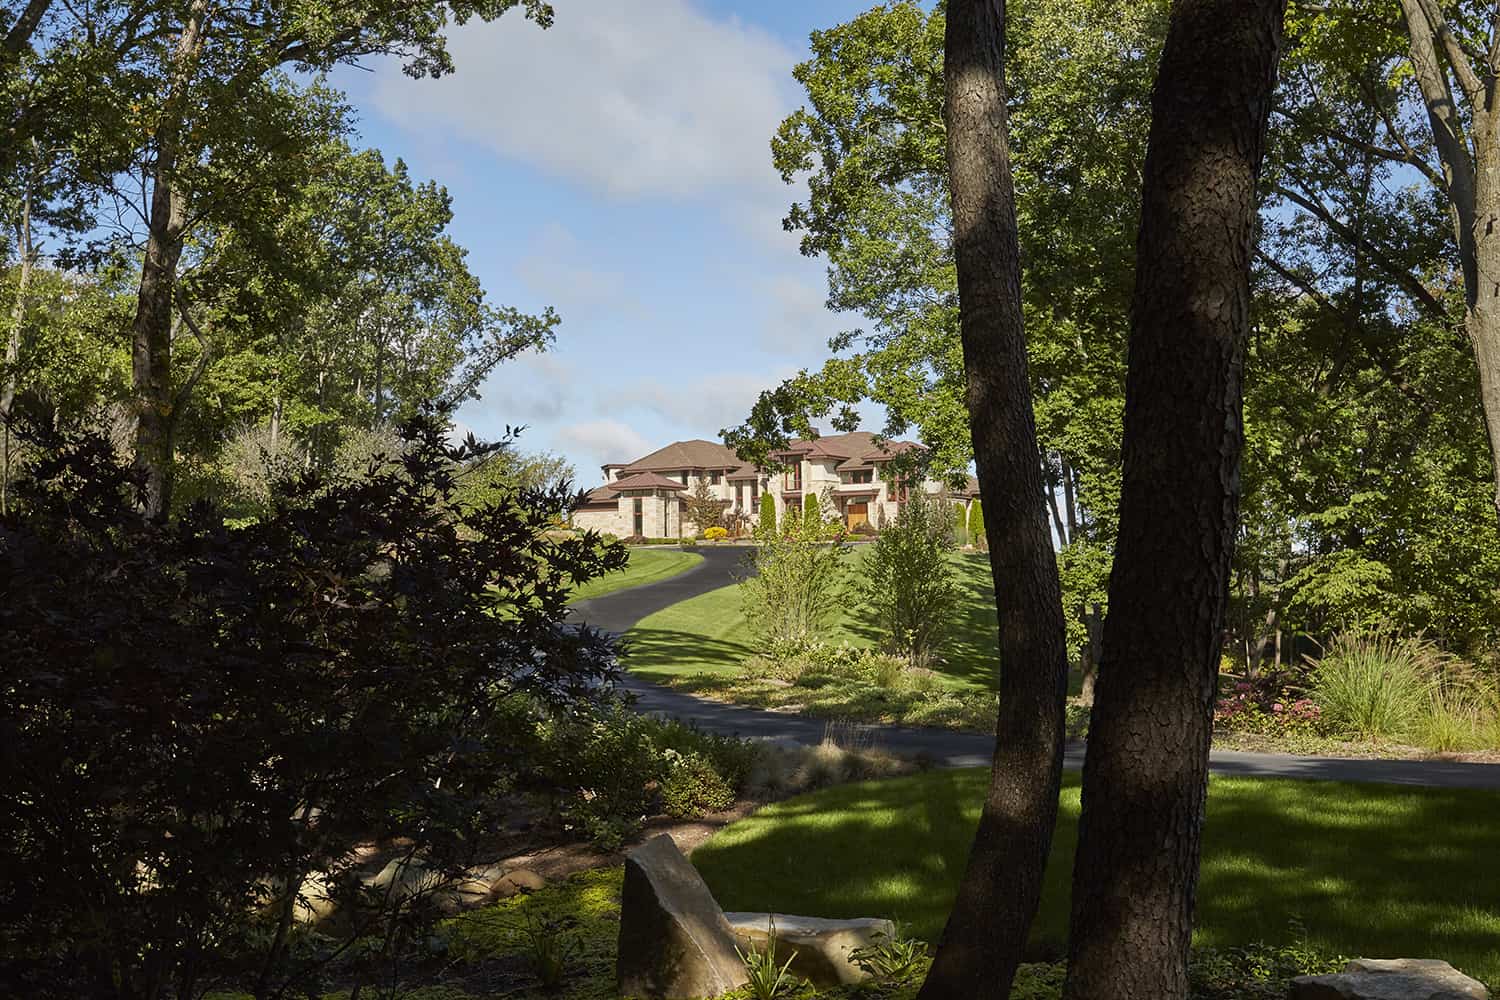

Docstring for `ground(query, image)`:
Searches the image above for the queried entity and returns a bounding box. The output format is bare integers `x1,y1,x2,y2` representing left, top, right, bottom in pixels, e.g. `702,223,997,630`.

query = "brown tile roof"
610,471,690,492
835,439,923,471
726,464,762,481
619,439,741,474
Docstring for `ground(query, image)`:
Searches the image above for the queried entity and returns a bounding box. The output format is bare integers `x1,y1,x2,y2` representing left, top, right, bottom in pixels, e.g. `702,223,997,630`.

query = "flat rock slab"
725,912,895,987
1293,958,1489,1000
617,835,746,999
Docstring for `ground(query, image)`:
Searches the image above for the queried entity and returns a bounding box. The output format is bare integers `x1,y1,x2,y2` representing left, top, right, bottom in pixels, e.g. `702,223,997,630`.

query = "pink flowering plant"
1214,672,1328,737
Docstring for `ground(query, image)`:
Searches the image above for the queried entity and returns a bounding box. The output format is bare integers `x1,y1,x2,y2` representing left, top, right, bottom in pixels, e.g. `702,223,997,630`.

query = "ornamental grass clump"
1306,631,1444,741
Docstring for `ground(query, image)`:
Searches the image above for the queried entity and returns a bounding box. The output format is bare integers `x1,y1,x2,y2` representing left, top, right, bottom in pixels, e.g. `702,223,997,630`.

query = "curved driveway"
571,546,1500,790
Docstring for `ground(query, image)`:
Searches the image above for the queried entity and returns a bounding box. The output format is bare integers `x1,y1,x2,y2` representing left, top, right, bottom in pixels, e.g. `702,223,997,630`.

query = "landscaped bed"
276,770,1498,998
567,547,704,603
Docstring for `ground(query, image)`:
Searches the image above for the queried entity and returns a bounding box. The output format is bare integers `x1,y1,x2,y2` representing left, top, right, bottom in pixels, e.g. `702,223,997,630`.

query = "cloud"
370,0,798,203
605,370,792,435
471,348,573,424
757,272,853,354
556,419,653,468
515,223,647,320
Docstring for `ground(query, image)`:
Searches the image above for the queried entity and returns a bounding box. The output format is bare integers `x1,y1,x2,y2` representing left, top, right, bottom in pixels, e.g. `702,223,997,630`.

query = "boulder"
484,868,547,900
1292,959,1489,1000
617,835,747,999
725,912,896,987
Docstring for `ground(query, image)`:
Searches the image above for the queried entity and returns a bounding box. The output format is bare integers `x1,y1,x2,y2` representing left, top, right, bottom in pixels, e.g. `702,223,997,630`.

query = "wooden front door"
846,502,868,530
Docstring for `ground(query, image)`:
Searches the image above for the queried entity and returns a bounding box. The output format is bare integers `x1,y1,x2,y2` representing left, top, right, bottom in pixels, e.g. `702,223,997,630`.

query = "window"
850,469,872,484
710,471,722,485
751,480,759,500
785,465,801,491
681,471,690,485
735,483,744,508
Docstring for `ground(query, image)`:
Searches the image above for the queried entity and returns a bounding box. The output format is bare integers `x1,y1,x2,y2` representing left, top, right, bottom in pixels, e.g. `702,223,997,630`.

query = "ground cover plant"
566,547,704,603
691,770,1500,990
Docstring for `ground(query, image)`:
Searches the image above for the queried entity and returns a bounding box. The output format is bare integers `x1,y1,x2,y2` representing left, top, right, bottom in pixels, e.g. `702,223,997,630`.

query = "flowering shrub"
1215,674,1328,737
704,526,729,540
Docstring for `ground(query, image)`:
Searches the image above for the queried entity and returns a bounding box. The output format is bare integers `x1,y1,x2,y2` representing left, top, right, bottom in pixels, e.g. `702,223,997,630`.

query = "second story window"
785,465,801,491
711,471,722,485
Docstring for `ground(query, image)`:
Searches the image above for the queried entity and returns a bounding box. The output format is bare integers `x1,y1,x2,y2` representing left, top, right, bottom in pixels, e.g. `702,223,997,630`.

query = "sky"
331,0,885,486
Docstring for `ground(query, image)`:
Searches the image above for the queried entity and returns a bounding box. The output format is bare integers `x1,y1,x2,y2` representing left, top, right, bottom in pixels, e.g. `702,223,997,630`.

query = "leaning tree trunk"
1062,2,1287,999
915,2,1071,997
129,2,208,519
1464,119,1500,523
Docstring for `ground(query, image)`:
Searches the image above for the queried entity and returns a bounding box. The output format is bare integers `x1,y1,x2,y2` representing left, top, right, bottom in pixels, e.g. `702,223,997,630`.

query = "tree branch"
1416,0,1486,97
1273,181,1453,323
2,0,53,57
173,292,215,412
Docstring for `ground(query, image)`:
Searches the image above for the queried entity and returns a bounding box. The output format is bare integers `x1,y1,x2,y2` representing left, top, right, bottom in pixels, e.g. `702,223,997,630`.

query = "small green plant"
736,915,801,1000
660,750,737,818
505,909,582,990
848,925,931,983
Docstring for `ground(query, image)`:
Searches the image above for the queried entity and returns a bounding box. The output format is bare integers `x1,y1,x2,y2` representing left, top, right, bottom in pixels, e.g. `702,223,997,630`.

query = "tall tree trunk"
915,2,1071,997
2,142,36,516
130,2,208,519
1465,120,1500,522
1063,2,1286,998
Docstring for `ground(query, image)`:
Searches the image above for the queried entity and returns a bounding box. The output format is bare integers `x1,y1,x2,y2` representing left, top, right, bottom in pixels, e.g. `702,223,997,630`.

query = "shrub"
1420,666,1499,751
661,752,737,818
0,410,624,999
704,526,729,540
759,492,777,535
967,497,986,550
1307,631,1443,740
742,517,848,654
1214,672,1327,738
860,490,958,667
953,501,968,546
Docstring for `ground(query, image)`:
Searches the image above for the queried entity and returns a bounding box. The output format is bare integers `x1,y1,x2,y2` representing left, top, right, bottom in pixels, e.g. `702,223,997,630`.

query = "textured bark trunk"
1,0,51,57
915,3,1071,997
1063,2,1286,998
129,3,208,519
1465,115,1500,522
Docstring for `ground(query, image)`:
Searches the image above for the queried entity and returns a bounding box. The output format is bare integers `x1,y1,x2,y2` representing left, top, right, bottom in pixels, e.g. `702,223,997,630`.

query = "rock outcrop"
617,835,747,999
725,912,895,987
1292,958,1489,1000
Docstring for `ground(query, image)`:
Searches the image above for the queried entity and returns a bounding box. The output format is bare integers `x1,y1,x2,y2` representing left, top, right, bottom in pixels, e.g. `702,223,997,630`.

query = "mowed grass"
566,547,703,603
623,548,1001,692
692,770,1500,988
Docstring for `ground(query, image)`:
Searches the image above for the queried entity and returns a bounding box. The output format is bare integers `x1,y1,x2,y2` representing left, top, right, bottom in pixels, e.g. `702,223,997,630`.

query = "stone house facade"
571,433,978,539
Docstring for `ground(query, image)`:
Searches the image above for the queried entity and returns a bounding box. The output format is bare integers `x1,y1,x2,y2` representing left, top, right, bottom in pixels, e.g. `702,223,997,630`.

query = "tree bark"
129,2,209,519
2,141,37,516
1062,2,1286,998
915,2,1071,997
2,0,51,58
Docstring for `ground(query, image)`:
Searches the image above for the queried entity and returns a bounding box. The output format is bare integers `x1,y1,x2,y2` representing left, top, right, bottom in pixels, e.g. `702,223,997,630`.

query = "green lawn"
567,547,703,603
691,770,1500,988
623,549,1001,693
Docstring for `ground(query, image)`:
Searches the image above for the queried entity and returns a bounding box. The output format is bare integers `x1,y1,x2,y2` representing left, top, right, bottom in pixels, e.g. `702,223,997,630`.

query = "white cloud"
556,419,653,468
758,271,851,354
605,370,792,434
470,348,573,424
370,0,798,202
515,223,647,320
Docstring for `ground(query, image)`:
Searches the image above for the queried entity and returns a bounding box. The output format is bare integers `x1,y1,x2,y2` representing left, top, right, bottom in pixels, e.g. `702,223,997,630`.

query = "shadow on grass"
619,626,757,679
693,771,1500,985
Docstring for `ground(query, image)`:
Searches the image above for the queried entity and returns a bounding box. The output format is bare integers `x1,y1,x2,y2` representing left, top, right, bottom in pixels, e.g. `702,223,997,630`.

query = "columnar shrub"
759,491,777,535
953,502,968,546
860,490,958,667
803,492,822,533
743,516,848,655
967,497,986,551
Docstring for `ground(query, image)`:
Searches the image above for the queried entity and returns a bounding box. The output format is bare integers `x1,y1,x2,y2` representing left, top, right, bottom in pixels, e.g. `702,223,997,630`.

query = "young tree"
802,491,822,534
1063,2,1288,998
742,512,847,655
684,476,724,533
861,490,958,666
914,2,1071,997
966,497,986,551
758,491,776,535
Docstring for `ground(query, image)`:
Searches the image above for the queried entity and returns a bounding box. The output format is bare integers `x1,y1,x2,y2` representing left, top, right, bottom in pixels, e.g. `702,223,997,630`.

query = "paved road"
571,546,1500,790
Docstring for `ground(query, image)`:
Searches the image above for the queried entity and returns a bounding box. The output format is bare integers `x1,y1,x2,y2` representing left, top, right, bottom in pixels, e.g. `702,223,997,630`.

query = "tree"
861,490,958,666
914,2,1071,997
81,0,558,518
0,409,624,999
966,497,985,551
802,491,822,534
758,491,776,535
684,476,724,534
1063,1,1287,997
742,511,847,656
953,501,968,545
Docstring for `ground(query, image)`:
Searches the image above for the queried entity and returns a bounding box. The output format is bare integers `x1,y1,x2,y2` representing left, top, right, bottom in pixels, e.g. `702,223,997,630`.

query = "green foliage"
0,409,624,999
1307,632,1444,741
759,492,777,535
966,498,985,551
952,501,967,546
503,909,583,990
735,916,801,1000
686,476,726,532
848,926,931,985
802,492,822,534
742,518,848,655
660,752,737,819
860,491,958,667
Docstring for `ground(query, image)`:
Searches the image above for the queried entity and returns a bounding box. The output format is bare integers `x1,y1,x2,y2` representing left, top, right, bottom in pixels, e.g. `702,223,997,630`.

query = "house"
571,432,978,538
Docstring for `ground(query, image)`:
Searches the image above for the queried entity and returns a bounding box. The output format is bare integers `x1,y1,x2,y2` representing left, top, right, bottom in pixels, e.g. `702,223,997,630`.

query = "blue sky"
332,0,883,486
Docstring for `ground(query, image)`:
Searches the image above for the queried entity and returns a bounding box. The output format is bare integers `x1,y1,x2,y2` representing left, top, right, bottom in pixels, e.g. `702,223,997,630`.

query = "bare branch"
173,291,215,412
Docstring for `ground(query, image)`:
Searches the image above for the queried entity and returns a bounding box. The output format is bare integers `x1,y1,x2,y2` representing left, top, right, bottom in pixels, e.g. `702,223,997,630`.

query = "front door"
846,502,868,530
